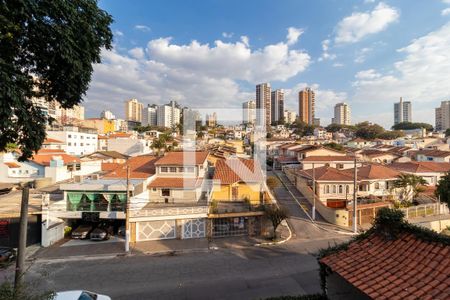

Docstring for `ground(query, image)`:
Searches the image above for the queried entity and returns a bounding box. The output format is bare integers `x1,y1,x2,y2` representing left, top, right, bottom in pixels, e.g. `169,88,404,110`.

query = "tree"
323,142,344,151
445,128,450,137
392,122,433,132
436,172,450,207
354,122,385,140
264,204,288,239
266,176,280,190
394,174,428,201
1,0,113,160
377,130,405,140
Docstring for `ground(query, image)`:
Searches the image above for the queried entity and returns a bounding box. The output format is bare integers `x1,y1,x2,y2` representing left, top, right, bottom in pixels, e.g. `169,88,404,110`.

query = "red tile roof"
101,162,123,172
104,155,157,179
416,149,450,158
302,156,355,162
43,138,64,144
360,149,399,158
148,177,203,189
298,166,354,182
344,164,400,180
36,149,65,154
213,158,264,184
32,152,80,166
320,232,450,299
108,132,132,139
155,151,208,166
390,161,450,173
4,162,20,168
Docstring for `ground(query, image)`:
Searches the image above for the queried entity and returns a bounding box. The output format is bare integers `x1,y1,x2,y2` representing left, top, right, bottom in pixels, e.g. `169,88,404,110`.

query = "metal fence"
400,203,449,219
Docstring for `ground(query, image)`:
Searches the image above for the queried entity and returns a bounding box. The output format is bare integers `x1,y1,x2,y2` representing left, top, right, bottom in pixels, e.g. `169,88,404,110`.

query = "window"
74,142,77,146
375,182,380,189
332,185,337,193
325,185,330,193
161,189,170,196
25,170,29,174
169,167,177,172
80,136,84,139
152,188,156,191
12,170,16,174
160,167,168,172
68,142,72,146
80,143,84,146
336,163,344,169
325,163,330,167
346,185,350,194
68,134,72,138
178,167,184,172
339,185,343,193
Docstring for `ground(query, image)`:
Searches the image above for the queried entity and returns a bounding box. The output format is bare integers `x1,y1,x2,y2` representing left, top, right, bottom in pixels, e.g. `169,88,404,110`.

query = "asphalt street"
22,170,351,300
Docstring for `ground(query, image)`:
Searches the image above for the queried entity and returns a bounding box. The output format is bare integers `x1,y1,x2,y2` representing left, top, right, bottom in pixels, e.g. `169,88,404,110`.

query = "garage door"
182,218,206,239
136,220,176,241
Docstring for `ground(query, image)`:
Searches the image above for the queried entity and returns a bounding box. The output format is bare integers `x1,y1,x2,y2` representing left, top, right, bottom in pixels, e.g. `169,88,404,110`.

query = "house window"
161,189,170,196
152,188,156,192
169,167,177,172
332,185,337,193
68,142,72,146
336,163,344,169
12,170,16,174
325,185,330,193
68,134,72,138
25,170,29,174
325,163,330,167
178,167,184,172
80,136,84,139
339,185,343,194
375,182,380,189
80,143,84,146
187,167,195,173
161,167,168,173
346,185,350,194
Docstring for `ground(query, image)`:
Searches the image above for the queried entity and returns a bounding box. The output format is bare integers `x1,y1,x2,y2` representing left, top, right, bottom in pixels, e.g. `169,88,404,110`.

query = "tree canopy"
391,122,434,132
436,172,450,207
1,0,113,160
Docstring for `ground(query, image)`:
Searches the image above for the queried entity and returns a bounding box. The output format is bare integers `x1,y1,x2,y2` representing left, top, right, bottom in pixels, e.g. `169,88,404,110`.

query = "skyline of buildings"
435,100,450,132
394,97,412,125
125,98,143,123
242,100,256,125
271,89,284,124
256,83,272,127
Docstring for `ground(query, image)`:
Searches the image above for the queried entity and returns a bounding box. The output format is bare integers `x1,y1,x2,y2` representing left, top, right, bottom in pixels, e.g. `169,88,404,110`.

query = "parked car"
0,247,15,263
53,290,111,300
89,227,109,241
71,225,93,239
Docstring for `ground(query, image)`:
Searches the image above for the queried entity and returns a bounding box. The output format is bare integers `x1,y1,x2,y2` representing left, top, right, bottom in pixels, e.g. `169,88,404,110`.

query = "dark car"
89,227,110,241
71,225,93,239
118,225,126,237
0,247,15,263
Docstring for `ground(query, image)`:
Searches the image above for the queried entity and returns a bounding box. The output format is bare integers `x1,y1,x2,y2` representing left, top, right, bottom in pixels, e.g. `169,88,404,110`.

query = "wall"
107,138,150,156
211,182,261,204
41,220,65,247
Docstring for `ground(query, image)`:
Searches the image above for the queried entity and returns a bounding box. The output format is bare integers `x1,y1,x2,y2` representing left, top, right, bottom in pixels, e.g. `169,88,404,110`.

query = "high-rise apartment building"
332,102,351,125
435,101,450,131
298,87,315,125
125,98,143,122
157,101,181,128
206,112,217,128
271,89,284,124
284,110,297,124
142,104,158,126
394,97,412,125
242,100,257,125
256,83,271,126
100,110,116,120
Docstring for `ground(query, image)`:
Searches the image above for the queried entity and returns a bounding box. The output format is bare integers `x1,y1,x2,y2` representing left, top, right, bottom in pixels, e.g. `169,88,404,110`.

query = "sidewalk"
131,238,209,255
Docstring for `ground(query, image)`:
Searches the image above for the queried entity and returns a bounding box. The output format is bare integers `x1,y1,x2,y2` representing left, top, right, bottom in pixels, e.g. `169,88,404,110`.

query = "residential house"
357,149,400,164
46,125,98,156
301,156,358,170
415,149,450,162
390,161,450,186
294,145,346,161
346,138,376,149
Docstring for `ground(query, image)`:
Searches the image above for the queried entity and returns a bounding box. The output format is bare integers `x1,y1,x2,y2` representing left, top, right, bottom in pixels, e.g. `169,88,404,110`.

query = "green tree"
323,142,344,151
264,204,288,239
445,128,450,137
436,172,450,207
377,130,405,140
1,0,113,160
394,174,427,201
266,176,280,190
391,122,433,132
354,122,385,140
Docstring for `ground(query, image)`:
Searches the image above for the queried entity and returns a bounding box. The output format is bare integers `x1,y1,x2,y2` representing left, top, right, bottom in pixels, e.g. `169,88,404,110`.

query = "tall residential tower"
435,101,450,131
394,97,412,125
298,87,315,125
271,89,284,124
256,83,271,127
332,102,351,125
125,98,143,122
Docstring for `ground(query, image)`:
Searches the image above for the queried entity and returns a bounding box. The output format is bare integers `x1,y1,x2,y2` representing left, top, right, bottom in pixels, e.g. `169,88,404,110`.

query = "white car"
54,290,111,300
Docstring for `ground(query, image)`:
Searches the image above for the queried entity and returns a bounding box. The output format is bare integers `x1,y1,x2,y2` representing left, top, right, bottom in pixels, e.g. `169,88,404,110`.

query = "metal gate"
136,220,176,241
212,217,248,238
182,218,206,239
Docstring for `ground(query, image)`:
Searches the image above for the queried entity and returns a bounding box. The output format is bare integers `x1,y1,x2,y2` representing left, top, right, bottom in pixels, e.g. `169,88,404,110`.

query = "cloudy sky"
85,0,450,128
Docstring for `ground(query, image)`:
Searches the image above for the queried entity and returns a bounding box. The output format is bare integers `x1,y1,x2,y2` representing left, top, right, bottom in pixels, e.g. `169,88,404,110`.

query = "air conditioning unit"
74,175,83,183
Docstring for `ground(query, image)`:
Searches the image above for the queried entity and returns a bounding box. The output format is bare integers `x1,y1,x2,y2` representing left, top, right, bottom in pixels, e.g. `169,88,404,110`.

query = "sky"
84,0,450,128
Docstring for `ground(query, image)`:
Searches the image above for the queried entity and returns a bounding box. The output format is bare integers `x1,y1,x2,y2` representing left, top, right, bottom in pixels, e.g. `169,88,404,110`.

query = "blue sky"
85,0,450,128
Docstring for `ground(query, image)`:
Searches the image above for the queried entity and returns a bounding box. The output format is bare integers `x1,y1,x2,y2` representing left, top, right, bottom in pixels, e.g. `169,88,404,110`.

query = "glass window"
325,185,330,193
375,182,380,189
169,167,177,172
161,189,170,196
68,142,72,146
186,167,195,173
332,185,336,193
160,167,168,172
178,167,184,172
339,185,343,193
346,185,350,194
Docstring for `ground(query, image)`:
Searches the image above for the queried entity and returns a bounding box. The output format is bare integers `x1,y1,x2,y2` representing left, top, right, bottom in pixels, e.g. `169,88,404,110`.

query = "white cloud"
286,27,304,45
85,30,311,117
333,62,344,67
354,47,372,63
318,39,336,61
442,8,450,16
222,32,234,38
352,21,450,107
335,2,399,44
114,30,124,37
128,47,145,59
134,25,151,32
240,36,249,47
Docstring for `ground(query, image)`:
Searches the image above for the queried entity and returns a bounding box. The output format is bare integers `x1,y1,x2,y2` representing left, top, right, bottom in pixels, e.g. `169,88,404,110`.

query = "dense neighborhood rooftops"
148,177,204,189
213,158,263,184
320,230,450,299
343,164,400,180
390,161,450,173
415,149,450,158
104,155,157,179
84,151,130,160
32,149,80,166
301,155,355,162
155,151,209,166
359,149,399,158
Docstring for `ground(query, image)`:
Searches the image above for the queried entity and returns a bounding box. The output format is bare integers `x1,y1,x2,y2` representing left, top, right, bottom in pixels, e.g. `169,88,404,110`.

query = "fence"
400,203,449,220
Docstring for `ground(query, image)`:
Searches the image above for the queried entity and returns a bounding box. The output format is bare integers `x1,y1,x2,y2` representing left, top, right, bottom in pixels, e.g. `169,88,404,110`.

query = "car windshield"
78,291,97,300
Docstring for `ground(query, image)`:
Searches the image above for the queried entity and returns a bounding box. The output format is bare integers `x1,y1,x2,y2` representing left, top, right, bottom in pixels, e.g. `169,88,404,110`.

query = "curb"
254,220,293,246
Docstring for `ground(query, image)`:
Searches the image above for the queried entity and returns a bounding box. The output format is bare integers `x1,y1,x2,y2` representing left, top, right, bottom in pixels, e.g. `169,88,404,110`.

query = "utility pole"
14,185,29,292
352,156,358,233
312,163,316,220
125,165,130,253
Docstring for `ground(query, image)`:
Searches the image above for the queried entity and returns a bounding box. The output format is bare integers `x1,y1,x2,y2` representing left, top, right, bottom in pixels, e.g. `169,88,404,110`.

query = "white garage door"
136,220,176,241
182,218,206,239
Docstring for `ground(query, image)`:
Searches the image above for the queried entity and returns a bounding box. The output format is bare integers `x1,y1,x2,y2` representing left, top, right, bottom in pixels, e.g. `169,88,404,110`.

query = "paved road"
21,170,351,299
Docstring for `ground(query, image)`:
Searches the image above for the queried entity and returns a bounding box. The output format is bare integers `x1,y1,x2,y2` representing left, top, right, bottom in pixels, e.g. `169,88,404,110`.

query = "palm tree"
150,138,165,156
394,174,427,201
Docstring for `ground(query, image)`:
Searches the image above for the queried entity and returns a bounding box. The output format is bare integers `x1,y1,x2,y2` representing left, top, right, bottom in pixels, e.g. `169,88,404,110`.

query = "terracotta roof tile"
43,138,64,144
104,155,157,179
301,155,354,162
4,162,20,168
342,164,400,180
416,149,450,158
298,166,354,181
148,177,203,189
32,150,79,166
213,158,264,184
390,162,450,173
155,151,208,166
320,232,450,300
